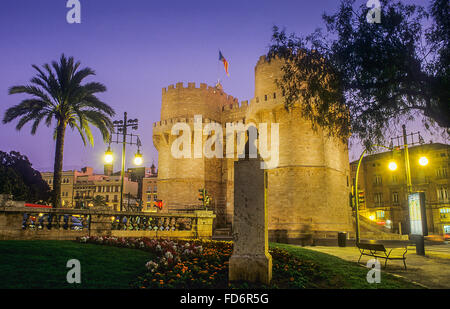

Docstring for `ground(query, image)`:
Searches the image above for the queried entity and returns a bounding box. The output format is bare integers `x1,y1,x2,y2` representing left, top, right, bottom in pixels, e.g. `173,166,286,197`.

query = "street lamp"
134,149,143,166
104,146,114,164
387,126,429,255
354,144,392,244
105,112,143,211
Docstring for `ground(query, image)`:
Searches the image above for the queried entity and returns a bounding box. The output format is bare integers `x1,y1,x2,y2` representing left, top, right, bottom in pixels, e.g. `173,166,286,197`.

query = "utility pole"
402,125,412,194
391,125,427,256
120,112,128,212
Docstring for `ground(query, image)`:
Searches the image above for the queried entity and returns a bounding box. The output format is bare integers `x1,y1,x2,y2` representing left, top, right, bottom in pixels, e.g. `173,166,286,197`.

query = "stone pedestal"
229,158,272,285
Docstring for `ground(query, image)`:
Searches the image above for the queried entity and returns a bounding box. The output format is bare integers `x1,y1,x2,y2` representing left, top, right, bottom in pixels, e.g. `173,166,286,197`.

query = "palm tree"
3,54,115,208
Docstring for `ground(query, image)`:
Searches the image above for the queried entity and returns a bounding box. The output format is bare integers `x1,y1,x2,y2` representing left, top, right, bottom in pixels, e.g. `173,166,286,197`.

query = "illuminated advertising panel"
408,192,428,236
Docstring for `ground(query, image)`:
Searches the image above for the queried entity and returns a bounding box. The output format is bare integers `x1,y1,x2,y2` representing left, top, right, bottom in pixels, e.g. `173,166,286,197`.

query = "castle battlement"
162,82,212,94
221,99,251,112
153,116,223,128
255,54,282,67
162,82,231,94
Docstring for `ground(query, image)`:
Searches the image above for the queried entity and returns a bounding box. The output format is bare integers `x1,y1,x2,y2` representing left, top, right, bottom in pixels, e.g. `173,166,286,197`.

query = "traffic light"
358,190,365,205
350,186,356,210
349,192,354,210
198,189,205,202
198,188,211,208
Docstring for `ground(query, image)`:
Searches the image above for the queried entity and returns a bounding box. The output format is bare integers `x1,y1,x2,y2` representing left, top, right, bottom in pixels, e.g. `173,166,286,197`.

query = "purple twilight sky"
0,0,446,174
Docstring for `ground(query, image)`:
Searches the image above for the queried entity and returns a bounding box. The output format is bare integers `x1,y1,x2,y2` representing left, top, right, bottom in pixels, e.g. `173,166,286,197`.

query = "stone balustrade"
0,205,215,240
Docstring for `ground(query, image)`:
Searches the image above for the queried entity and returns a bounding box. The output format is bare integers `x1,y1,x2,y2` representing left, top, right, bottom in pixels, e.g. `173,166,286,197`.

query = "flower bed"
76,236,328,288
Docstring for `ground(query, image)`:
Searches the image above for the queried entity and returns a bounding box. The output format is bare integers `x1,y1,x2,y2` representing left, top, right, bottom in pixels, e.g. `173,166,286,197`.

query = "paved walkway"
304,244,450,289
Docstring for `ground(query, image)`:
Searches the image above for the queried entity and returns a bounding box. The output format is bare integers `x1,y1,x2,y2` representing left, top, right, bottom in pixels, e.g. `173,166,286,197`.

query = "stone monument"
228,142,272,285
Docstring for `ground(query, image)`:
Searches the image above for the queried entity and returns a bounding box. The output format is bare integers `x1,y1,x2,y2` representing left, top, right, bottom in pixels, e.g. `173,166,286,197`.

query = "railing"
22,213,90,231
110,215,194,231
0,205,215,240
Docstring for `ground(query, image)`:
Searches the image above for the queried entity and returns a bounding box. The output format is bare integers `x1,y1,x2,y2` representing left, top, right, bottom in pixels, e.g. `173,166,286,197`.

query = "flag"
219,51,229,76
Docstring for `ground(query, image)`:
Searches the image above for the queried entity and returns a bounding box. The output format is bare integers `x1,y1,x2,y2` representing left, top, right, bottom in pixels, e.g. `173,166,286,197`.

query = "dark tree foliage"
268,0,449,148
0,151,51,203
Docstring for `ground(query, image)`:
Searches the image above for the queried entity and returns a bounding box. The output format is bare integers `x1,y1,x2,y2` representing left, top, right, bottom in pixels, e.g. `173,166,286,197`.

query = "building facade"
152,55,353,239
350,143,450,235
41,166,138,210
73,174,138,210
41,167,94,208
142,175,158,212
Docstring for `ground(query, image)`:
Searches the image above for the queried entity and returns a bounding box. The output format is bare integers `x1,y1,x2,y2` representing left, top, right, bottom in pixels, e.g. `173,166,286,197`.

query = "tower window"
273,93,276,99
264,95,267,101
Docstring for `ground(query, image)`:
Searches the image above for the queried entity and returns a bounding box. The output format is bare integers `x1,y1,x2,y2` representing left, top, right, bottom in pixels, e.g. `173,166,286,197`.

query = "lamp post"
354,126,428,253
390,125,428,255
104,112,143,211
354,144,392,244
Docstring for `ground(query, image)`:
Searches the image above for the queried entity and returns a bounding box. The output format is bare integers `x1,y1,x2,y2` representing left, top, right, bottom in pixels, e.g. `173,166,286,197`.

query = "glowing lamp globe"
134,151,143,165
388,161,398,171
419,156,428,166
104,148,114,164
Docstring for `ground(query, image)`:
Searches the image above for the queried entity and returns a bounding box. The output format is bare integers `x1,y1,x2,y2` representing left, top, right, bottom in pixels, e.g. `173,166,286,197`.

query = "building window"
374,193,383,206
116,186,119,192
106,186,110,192
392,175,398,183
374,175,382,185
105,195,109,202
436,166,448,179
376,210,385,219
437,187,448,201
273,92,276,99
264,95,267,101
392,192,399,205
147,194,152,202
440,208,450,219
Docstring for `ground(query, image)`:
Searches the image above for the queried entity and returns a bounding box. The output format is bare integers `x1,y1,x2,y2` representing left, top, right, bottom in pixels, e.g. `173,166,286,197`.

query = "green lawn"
0,240,421,289
0,240,155,289
271,243,421,289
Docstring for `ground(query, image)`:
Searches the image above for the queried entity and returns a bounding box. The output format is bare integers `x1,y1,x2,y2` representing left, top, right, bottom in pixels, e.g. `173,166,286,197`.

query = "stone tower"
153,56,353,239
152,82,238,213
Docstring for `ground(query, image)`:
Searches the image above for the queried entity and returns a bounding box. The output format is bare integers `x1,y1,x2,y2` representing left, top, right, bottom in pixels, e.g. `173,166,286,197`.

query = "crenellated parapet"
160,82,242,122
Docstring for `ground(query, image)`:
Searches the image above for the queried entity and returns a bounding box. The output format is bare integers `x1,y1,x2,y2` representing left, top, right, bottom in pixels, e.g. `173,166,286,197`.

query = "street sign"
408,192,428,236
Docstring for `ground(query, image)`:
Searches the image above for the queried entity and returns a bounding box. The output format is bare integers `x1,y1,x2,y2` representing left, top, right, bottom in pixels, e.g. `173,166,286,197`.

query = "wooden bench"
356,242,408,270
